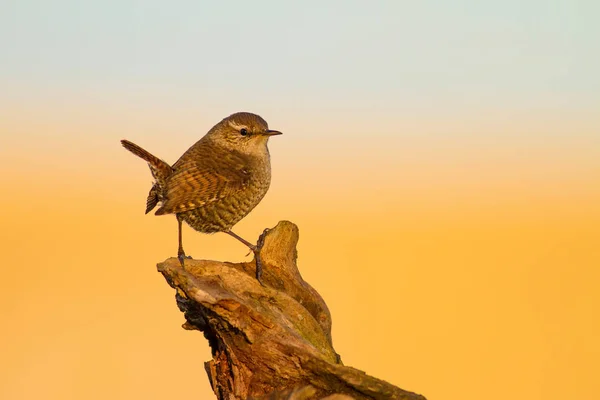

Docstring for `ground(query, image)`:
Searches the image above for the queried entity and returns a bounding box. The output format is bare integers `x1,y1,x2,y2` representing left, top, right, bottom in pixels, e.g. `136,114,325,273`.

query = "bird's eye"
240,128,248,136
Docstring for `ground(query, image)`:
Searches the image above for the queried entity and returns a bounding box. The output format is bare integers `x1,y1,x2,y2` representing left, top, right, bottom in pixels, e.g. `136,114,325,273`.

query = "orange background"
1,103,598,400
1,2,599,399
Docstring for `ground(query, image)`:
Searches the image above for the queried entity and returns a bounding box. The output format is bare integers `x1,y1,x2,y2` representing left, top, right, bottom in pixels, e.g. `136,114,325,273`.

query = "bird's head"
208,112,282,154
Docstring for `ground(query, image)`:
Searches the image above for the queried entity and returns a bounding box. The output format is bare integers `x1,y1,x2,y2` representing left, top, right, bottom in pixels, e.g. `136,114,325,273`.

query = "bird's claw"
178,252,192,267
253,228,270,286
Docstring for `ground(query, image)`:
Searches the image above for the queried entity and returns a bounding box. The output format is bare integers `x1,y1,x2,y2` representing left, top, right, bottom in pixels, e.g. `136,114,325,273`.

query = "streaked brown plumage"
121,112,282,283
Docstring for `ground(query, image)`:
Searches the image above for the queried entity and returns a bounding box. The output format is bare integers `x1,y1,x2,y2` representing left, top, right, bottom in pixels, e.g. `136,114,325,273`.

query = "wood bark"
158,221,426,400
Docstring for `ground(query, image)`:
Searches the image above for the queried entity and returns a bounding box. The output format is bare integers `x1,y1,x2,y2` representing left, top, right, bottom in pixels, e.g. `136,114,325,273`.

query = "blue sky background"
2,0,598,114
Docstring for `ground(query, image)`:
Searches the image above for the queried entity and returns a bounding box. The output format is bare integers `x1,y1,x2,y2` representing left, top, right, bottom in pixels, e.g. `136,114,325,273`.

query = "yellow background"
1,104,598,400
1,2,599,399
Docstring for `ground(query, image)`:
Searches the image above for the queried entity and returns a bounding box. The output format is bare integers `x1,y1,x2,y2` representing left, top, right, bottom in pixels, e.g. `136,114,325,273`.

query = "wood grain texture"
157,221,427,400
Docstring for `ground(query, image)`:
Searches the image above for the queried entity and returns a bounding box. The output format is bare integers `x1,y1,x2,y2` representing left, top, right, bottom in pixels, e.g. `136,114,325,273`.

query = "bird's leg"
177,215,191,267
224,229,269,285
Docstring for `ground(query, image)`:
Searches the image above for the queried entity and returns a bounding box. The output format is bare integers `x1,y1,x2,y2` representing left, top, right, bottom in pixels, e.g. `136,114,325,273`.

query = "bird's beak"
264,129,283,136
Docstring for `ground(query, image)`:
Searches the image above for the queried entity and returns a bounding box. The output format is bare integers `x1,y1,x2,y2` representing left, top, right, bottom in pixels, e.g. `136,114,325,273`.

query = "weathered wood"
158,221,426,400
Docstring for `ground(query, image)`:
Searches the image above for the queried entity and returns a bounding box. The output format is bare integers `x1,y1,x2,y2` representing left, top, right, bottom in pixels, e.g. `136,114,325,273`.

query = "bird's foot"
253,228,270,286
177,252,192,267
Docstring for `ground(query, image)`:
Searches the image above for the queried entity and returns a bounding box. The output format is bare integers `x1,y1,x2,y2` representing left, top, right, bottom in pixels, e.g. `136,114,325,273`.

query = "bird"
120,112,282,284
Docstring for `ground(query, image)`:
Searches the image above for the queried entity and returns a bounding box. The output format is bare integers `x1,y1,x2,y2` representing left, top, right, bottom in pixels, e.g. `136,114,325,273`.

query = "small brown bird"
121,112,282,283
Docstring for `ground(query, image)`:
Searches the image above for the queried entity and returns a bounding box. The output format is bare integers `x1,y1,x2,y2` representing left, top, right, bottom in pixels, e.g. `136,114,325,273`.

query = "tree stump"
157,221,426,400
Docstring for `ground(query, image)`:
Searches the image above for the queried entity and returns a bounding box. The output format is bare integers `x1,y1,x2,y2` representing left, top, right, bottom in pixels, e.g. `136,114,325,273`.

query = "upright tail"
121,140,167,168
121,139,174,214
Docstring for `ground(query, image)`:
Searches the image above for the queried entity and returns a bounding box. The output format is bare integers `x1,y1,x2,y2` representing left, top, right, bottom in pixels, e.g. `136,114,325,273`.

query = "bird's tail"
121,139,174,214
121,140,166,168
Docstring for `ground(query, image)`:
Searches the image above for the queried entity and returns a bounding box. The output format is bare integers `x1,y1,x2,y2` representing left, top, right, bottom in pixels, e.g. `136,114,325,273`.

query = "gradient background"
1,1,599,399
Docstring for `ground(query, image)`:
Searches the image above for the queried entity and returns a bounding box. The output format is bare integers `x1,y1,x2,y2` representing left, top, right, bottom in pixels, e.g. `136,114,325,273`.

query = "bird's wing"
155,144,249,215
